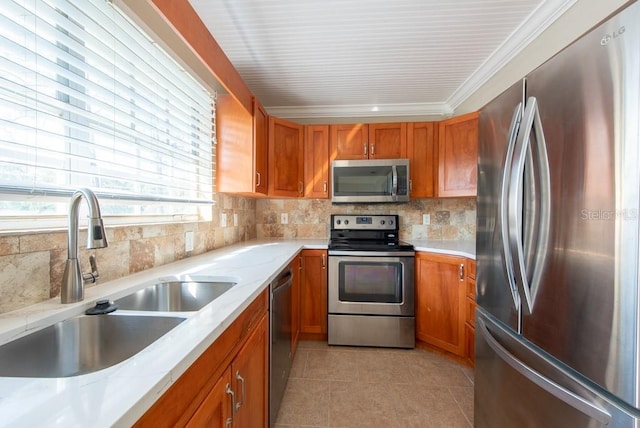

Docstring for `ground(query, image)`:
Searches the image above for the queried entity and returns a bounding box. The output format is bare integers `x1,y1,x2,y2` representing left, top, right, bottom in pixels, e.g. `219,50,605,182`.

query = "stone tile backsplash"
0,194,256,314
0,194,475,314
255,197,476,241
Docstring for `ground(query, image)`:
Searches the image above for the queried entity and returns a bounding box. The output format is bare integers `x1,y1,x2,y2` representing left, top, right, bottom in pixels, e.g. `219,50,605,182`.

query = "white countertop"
0,239,325,427
410,239,476,259
0,237,471,427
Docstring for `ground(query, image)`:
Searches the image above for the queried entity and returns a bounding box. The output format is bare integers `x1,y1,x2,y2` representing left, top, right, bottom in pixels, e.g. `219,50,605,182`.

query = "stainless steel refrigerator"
475,1,640,426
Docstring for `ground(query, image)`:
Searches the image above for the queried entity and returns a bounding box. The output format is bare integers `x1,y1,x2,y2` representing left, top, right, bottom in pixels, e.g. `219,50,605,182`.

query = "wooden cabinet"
253,99,269,195
216,95,268,196
407,122,436,198
330,123,406,161
269,117,304,197
368,122,407,159
415,252,467,357
437,111,479,197
135,290,268,427
464,258,476,366
330,123,369,160
304,125,330,198
186,368,232,427
300,249,328,340
292,257,301,356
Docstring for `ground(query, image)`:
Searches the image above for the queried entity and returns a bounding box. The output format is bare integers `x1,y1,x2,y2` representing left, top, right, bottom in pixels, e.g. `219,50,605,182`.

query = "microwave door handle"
391,165,398,200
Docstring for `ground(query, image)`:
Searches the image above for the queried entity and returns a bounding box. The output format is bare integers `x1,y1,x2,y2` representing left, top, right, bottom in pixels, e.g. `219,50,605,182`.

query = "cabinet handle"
409,179,413,193
299,181,303,196
322,253,326,269
226,418,232,428
363,143,368,157
323,181,327,193
459,264,465,281
370,143,375,156
225,383,235,424
235,370,246,412
256,171,261,187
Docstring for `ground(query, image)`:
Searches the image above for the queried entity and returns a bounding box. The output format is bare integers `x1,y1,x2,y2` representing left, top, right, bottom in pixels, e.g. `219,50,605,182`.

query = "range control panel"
331,214,399,231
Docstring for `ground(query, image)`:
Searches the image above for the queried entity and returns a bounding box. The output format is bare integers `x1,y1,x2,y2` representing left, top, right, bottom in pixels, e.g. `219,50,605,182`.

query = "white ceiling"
189,0,575,119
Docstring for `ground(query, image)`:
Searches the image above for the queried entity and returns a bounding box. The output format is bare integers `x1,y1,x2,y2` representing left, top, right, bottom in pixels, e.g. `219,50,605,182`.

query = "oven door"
328,252,414,316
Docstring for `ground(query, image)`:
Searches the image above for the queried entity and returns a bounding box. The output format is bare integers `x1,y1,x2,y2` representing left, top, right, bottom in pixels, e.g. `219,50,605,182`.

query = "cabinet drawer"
465,296,476,326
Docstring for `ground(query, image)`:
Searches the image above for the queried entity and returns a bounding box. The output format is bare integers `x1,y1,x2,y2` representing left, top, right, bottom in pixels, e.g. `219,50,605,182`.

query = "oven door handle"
328,250,415,257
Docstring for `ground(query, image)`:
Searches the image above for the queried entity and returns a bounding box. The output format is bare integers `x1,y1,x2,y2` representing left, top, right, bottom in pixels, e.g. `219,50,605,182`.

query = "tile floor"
275,341,474,428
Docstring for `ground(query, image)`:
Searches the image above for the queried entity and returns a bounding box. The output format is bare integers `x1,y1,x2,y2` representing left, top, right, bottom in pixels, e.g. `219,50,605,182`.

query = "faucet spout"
61,188,108,303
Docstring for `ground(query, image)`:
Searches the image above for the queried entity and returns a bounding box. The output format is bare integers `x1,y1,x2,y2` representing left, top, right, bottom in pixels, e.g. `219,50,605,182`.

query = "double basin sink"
0,277,236,378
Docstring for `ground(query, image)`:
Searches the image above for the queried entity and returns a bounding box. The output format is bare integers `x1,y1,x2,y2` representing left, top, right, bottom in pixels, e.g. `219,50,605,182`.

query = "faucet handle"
82,255,100,284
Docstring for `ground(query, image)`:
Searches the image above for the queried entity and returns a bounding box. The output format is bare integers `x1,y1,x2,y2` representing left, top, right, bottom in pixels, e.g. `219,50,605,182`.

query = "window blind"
0,0,214,218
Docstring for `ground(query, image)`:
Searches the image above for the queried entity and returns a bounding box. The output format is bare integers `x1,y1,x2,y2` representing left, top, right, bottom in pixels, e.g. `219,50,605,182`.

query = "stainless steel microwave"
331,158,410,204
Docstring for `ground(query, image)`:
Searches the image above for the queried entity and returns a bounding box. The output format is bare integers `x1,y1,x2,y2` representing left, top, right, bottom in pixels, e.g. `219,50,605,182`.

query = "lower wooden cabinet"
464,259,476,366
415,252,467,357
292,257,301,357
135,290,268,428
300,249,328,339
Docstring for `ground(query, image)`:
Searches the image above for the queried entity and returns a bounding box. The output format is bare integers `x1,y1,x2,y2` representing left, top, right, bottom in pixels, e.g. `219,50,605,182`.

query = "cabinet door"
232,314,268,428
292,257,301,356
300,250,328,335
437,112,479,197
186,368,232,427
407,122,436,197
216,94,254,194
330,124,369,160
304,125,330,198
253,98,268,195
368,123,407,159
415,252,467,356
269,117,304,197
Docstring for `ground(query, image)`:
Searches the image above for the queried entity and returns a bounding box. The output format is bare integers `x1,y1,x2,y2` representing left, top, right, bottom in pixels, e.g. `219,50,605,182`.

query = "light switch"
185,231,194,252
221,213,227,227
281,213,288,224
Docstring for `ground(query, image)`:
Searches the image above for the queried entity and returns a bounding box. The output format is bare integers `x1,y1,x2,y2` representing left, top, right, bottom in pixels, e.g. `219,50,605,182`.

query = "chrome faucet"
61,188,108,303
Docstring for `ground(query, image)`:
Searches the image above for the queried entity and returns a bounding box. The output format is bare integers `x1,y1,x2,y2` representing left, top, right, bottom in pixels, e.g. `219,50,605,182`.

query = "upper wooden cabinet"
330,124,369,160
216,95,268,196
368,122,407,159
330,123,407,161
268,117,304,197
253,99,269,195
407,122,436,198
304,125,330,198
437,111,479,197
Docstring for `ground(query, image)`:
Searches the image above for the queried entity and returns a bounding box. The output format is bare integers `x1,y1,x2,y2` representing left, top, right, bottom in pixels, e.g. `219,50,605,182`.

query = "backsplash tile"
256,198,476,241
0,194,475,314
0,194,256,314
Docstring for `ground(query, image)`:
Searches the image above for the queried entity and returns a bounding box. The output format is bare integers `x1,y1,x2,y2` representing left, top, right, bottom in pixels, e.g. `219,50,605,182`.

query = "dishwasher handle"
272,269,293,294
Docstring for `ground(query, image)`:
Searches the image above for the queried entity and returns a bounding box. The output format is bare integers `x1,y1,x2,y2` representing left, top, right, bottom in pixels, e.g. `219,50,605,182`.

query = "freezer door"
517,1,640,408
476,80,524,330
475,309,638,428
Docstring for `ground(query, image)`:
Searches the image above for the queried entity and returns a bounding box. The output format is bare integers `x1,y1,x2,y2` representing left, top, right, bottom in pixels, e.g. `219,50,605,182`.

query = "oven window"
338,261,403,303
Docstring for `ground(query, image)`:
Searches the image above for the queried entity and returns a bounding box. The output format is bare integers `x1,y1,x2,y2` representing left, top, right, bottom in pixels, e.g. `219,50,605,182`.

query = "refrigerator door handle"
477,318,612,425
508,96,551,314
500,102,523,311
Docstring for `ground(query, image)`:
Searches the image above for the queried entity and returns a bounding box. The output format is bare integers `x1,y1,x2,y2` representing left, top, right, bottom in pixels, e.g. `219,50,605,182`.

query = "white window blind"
0,0,214,220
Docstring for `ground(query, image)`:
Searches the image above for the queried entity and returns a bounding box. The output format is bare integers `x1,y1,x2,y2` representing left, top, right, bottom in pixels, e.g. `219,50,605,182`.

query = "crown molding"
266,102,453,119
446,0,578,110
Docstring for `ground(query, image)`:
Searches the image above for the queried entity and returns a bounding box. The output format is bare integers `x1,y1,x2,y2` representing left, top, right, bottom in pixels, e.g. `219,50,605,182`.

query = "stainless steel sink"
0,314,185,378
114,280,236,312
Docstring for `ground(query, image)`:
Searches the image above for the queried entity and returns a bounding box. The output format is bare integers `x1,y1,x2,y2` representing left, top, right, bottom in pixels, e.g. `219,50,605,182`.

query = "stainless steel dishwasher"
269,266,293,427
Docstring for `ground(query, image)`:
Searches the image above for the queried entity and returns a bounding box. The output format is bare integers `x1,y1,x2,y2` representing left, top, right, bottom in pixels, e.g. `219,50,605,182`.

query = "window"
0,0,214,228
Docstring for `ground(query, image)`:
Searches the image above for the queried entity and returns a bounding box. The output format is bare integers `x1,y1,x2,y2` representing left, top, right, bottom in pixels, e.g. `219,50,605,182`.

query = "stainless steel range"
327,214,415,348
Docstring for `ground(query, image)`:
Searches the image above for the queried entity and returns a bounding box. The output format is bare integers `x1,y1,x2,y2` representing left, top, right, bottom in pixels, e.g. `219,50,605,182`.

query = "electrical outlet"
281,213,288,224
422,214,430,225
221,213,227,227
185,231,194,252
233,213,238,226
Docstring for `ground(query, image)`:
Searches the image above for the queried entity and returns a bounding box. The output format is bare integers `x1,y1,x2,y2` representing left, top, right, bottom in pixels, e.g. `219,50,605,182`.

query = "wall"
0,194,256,314
455,0,630,114
256,198,476,242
